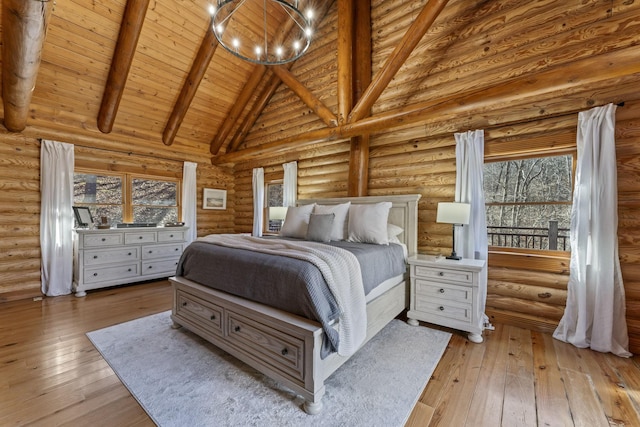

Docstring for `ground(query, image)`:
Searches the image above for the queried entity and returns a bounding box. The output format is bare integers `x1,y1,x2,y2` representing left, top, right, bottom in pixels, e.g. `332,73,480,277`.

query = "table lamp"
436,202,471,260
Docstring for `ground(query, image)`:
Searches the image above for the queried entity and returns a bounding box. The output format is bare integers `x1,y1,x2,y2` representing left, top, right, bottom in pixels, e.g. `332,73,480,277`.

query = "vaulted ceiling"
2,0,640,169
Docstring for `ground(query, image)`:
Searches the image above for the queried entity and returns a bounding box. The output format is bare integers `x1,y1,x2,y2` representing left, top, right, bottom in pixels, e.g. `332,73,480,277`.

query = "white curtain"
181,161,198,245
553,103,631,357
252,168,264,236
40,140,75,296
283,161,297,207
454,129,489,331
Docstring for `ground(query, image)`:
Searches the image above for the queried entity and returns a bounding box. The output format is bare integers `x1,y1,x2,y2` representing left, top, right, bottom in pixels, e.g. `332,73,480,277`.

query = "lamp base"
446,253,462,260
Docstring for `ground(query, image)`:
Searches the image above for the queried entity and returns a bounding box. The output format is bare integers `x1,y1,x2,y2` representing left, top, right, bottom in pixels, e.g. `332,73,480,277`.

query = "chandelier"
209,0,315,65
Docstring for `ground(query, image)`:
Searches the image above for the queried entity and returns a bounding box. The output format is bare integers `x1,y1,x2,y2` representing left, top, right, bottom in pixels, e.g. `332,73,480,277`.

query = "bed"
169,194,421,414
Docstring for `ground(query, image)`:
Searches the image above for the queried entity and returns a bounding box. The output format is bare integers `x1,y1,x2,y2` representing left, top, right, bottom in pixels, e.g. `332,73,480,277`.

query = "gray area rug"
87,311,451,427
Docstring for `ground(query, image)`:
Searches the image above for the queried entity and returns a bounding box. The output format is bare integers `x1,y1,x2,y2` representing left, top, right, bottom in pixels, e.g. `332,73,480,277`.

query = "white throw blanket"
197,234,367,356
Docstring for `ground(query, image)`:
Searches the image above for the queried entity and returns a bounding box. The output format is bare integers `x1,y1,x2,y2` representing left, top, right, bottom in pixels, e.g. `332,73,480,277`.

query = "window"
484,154,574,251
265,181,284,232
74,170,180,227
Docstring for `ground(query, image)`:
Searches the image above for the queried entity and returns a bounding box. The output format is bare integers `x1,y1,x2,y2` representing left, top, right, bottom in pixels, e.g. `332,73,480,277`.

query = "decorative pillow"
306,213,335,243
387,223,404,244
279,203,315,239
313,202,351,241
347,202,393,245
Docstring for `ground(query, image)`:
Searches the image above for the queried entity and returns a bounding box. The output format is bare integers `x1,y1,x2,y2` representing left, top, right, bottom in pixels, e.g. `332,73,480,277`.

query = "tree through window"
484,155,574,251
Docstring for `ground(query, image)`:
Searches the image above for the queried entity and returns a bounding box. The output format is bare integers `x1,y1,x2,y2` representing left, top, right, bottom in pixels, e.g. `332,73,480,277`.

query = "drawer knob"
439,306,445,311
234,326,241,332
281,348,288,356
439,288,445,293
101,238,106,242
128,268,132,272
148,250,153,254
182,301,187,306
93,273,98,276
438,272,444,276
148,266,153,269
170,234,174,237
210,314,216,320
175,248,179,251
128,252,132,256
93,255,98,259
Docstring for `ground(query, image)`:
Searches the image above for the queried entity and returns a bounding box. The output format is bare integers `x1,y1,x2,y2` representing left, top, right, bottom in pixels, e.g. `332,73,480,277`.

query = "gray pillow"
306,213,335,243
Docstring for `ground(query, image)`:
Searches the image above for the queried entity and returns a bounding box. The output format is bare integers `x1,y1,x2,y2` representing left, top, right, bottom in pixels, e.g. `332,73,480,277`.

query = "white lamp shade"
436,202,471,225
268,206,288,221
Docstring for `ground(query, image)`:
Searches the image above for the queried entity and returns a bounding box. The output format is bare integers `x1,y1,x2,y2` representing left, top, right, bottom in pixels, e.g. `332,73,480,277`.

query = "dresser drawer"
227,311,304,381
158,230,185,242
124,232,157,244
415,279,472,304
414,265,473,284
414,294,472,323
141,243,183,260
83,263,139,284
175,290,223,334
141,257,180,275
83,247,140,266
83,233,124,247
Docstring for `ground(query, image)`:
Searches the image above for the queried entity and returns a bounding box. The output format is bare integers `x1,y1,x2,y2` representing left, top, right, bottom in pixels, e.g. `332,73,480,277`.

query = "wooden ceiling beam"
337,0,354,125
163,18,218,146
1,0,53,132
271,65,338,127
347,0,449,123
211,47,640,165
212,0,336,155
348,0,372,197
97,0,150,134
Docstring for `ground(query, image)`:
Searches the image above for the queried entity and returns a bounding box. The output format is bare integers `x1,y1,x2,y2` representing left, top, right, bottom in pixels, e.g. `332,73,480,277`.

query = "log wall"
230,0,640,352
0,130,234,302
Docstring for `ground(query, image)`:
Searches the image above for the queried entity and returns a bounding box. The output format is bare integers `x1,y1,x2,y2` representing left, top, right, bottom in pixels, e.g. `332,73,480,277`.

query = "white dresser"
407,254,486,343
73,227,188,297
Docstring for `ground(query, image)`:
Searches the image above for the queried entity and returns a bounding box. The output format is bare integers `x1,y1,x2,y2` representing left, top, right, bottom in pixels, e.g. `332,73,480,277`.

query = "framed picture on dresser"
73,206,93,227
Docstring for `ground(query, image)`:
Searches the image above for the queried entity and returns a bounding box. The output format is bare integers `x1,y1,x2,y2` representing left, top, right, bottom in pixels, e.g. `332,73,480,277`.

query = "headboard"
297,194,421,257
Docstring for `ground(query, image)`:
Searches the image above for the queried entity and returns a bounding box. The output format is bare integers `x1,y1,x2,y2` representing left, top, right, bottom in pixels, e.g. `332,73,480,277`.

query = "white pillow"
280,204,315,239
313,202,351,241
347,202,392,245
387,223,404,244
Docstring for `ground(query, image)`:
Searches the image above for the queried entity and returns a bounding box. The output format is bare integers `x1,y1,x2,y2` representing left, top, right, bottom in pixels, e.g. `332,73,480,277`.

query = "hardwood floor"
1,281,639,426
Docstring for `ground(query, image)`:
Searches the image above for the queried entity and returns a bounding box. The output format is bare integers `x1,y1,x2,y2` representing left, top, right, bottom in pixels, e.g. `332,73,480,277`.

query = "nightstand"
407,254,486,343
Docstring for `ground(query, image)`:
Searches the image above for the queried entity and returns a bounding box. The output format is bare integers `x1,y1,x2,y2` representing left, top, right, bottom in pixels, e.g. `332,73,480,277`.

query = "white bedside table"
407,254,486,343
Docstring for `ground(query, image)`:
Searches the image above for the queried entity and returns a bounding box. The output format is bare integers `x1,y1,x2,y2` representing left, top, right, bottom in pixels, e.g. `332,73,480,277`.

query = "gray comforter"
175,236,406,356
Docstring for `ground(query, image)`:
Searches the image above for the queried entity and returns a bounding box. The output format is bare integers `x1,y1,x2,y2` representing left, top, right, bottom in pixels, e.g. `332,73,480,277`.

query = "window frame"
484,148,576,257
264,179,284,234
74,168,181,224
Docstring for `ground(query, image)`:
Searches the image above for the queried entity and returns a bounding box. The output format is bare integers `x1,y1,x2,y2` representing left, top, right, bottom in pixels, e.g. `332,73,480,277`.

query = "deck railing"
487,220,569,251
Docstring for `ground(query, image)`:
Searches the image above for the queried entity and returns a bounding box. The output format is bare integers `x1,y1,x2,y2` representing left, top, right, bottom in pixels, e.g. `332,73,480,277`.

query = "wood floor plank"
464,323,510,427
501,326,537,427
561,367,610,427
532,332,574,426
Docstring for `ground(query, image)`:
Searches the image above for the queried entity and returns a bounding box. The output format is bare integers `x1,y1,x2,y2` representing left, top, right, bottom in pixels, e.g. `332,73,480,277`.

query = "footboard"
169,274,408,414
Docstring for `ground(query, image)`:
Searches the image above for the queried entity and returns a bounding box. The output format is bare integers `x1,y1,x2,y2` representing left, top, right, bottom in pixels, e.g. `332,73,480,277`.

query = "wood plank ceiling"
0,0,460,177
2,0,639,174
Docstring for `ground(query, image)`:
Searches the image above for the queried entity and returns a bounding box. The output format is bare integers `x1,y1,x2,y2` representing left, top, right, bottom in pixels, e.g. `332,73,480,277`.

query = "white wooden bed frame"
170,194,421,414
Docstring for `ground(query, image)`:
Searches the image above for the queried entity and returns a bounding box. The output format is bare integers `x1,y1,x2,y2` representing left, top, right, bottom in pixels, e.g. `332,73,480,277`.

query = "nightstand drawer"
414,265,473,284
414,295,471,323
416,279,472,304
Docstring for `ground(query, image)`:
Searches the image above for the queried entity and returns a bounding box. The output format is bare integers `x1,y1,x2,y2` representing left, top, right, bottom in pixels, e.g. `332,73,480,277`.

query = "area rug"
87,311,451,427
